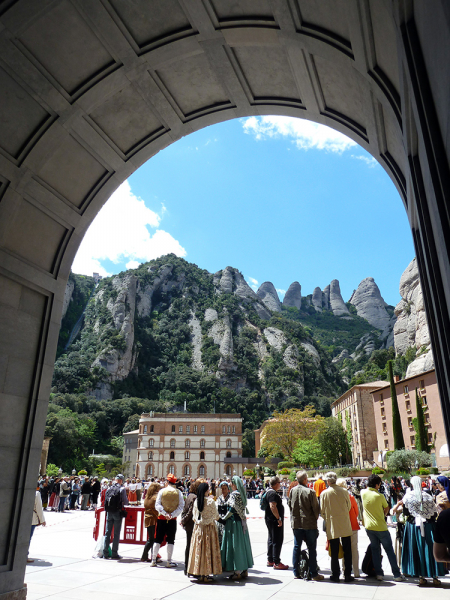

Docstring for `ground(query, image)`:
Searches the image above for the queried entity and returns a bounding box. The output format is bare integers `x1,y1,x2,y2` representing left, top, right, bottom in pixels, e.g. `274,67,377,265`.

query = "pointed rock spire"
256,282,281,312
329,279,350,316
350,277,391,330
283,282,302,310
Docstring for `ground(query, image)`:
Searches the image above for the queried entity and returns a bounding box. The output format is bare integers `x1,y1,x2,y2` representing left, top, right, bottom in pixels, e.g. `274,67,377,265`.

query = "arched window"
172,425,175,433
149,439,154,447
170,438,175,447
226,465,232,476
150,425,154,433
185,439,190,448
184,465,190,476
200,451,205,460
200,439,205,448
226,439,231,448
226,451,231,458
143,425,147,433
148,451,153,460
146,464,153,477
199,465,205,476
185,451,190,460
170,451,175,460
168,465,175,474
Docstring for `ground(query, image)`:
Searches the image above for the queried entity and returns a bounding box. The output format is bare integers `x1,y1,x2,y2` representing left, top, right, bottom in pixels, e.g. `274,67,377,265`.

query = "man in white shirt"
151,474,184,568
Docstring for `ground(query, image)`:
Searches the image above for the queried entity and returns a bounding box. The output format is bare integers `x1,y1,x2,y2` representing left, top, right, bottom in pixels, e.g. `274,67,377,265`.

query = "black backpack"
259,490,268,511
297,549,310,580
105,485,122,512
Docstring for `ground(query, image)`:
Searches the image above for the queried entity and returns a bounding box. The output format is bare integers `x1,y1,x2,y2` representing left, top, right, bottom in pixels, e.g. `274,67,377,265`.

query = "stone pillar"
39,437,52,476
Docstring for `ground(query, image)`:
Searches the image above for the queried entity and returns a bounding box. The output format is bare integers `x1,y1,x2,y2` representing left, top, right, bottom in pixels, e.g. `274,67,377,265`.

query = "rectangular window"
405,400,411,411
428,432,433,443
404,385,409,395
143,425,147,433
227,426,230,434
201,425,205,434
179,425,183,433
422,395,427,406
382,423,387,433
408,416,413,428
194,425,197,433
380,393,383,402
384,440,389,449
222,425,226,434
232,426,235,433
410,435,416,446
381,407,385,417
420,379,425,390
186,426,190,434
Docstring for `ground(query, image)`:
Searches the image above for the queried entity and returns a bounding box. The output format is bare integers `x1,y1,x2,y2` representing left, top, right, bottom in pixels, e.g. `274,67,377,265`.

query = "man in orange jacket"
313,475,326,507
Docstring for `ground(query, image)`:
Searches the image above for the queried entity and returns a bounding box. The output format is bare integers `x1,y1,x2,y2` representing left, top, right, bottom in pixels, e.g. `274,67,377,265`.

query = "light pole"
72,468,76,476
256,463,260,479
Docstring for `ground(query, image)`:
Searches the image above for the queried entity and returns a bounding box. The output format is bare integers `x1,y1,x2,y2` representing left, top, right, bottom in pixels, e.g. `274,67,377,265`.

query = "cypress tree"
388,360,405,449
414,387,429,452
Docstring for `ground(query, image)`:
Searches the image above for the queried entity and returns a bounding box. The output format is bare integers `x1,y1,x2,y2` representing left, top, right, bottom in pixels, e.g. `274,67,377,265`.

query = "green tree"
413,388,429,452
386,449,432,472
242,429,255,458
317,417,351,465
292,439,323,468
388,361,405,449
123,414,141,433
46,463,60,477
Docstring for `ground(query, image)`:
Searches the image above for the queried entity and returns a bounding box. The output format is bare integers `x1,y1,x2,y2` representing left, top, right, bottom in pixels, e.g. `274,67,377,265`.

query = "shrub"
243,469,256,477
46,463,60,477
372,467,385,475
430,467,439,474
277,468,291,475
386,449,432,472
336,467,358,477
277,461,295,470
78,469,87,476
416,467,430,475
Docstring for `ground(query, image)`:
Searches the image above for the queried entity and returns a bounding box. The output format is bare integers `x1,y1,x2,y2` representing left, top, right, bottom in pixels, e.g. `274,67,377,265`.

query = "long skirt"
187,523,222,576
401,521,446,578
221,514,253,573
49,492,59,509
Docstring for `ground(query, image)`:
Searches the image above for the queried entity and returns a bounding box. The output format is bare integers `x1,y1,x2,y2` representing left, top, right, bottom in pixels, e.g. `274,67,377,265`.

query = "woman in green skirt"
220,475,254,580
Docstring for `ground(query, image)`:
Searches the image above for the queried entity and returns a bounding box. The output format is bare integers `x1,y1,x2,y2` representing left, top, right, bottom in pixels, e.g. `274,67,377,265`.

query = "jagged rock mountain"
283,282,302,309
394,258,434,376
53,256,344,423
308,280,350,317
257,281,282,313
349,277,392,330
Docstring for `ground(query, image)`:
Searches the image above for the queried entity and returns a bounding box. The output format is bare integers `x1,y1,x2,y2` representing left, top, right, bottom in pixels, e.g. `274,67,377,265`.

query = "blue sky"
73,116,414,307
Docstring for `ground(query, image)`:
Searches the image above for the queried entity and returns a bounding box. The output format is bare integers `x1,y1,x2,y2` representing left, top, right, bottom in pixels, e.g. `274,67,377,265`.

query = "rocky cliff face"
283,282,301,309
257,282,281,312
309,280,350,317
394,258,434,377
349,277,392,330
214,267,271,319
62,278,75,320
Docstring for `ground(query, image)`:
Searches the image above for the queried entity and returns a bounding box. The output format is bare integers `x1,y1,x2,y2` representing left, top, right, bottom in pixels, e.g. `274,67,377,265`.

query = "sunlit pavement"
26,499,449,600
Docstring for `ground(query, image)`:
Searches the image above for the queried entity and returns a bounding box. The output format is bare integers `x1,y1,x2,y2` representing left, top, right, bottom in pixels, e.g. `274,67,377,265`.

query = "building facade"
372,370,449,469
331,381,388,468
122,429,139,478
136,413,243,480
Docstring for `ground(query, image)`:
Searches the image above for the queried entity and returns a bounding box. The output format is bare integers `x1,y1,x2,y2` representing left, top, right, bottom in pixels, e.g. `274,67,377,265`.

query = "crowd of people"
32,471,450,586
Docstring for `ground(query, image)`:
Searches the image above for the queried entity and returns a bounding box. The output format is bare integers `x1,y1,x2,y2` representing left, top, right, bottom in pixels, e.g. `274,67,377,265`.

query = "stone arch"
145,463,155,478
167,463,177,476
182,463,191,477
198,464,207,478
1,3,450,597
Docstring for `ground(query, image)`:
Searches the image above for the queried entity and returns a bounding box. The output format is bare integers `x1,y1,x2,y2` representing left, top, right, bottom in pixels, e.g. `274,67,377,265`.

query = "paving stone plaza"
26,499,449,600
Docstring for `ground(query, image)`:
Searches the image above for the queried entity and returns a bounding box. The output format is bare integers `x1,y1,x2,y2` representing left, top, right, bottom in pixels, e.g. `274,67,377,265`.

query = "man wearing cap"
103,474,128,560
151,474,184,568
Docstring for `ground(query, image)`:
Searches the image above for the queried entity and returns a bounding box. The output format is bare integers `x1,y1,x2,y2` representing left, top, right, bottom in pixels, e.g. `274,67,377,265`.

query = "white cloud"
248,277,258,285
126,260,141,270
247,277,259,292
276,288,286,295
72,180,186,276
351,154,378,168
242,116,357,153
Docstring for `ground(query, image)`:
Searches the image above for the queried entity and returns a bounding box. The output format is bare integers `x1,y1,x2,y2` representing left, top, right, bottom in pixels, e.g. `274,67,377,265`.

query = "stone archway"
1,2,450,597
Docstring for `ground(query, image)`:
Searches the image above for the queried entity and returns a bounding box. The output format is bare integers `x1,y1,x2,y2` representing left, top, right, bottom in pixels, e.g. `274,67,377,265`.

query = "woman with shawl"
435,476,450,513
216,481,230,546
187,482,222,583
220,475,254,580
401,476,445,586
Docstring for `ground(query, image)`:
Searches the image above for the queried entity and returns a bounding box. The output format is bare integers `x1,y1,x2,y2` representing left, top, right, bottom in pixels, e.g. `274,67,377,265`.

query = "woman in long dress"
216,481,230,546
220,475,254,580
401,476,445,586
187,482,222,583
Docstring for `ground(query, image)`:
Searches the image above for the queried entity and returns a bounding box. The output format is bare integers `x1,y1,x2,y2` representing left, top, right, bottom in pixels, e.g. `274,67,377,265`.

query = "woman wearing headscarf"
220,475,254,580
401,475,445,586
187,482,222,583
216,481,230,546
435,476,450,513
181,479,201,575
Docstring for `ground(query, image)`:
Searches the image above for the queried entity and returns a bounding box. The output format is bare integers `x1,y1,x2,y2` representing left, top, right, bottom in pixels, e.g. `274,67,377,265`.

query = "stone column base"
0,586,27,600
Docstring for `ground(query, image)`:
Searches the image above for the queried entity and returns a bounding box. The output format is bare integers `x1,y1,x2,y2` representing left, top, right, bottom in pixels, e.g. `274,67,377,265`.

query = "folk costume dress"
187,495,222,577
401,478,445,579
216,491,230,546
221,479,254,573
